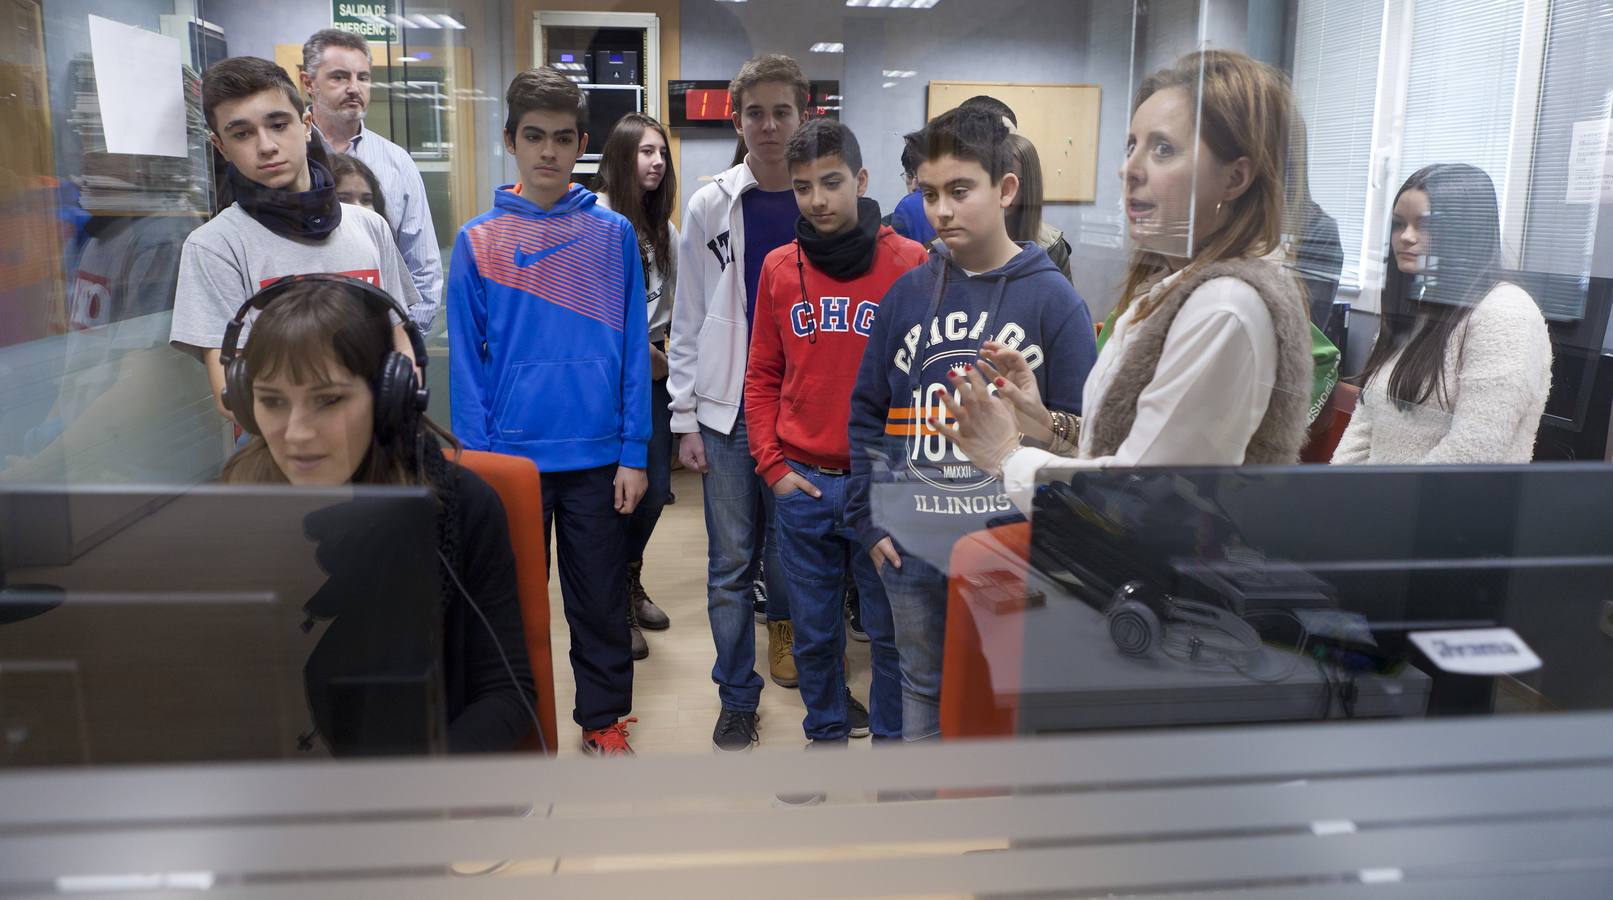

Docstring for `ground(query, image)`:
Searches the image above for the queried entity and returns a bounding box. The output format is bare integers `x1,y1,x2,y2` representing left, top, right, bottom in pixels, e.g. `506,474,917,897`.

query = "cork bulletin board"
926,81,1101,203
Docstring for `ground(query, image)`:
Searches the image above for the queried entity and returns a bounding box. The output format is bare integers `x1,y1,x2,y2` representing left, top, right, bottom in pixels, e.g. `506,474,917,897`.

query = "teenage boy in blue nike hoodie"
846,107,1097,742
448,67,649,757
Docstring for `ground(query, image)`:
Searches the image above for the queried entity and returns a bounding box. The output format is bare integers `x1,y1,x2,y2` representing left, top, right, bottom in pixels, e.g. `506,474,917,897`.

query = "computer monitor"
0,484,445,766
1029,464,1613,716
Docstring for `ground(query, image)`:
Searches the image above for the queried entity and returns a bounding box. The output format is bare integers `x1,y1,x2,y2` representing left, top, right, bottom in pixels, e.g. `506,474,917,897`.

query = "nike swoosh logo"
514,238,581,268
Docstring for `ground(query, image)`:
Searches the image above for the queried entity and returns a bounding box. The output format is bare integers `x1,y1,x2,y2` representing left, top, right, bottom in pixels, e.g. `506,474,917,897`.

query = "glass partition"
3,0,1613,814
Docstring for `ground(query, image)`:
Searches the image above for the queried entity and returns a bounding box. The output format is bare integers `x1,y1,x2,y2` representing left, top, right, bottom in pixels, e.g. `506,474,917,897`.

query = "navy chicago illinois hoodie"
846,243,1097,570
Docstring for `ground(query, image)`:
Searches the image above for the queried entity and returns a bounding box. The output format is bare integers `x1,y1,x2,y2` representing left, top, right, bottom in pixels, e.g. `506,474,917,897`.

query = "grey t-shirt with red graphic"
169,201,420,358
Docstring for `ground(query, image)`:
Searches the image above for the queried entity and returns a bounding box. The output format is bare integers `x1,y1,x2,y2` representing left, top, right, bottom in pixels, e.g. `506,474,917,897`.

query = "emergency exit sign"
333,2,396,39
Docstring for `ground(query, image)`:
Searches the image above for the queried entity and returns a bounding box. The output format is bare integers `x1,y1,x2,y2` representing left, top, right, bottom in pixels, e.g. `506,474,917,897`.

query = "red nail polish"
995,378,1005,388
965,363,974,371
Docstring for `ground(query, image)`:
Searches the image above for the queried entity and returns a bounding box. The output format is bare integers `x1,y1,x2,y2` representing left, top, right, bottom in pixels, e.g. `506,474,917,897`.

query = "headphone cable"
436,548,548,756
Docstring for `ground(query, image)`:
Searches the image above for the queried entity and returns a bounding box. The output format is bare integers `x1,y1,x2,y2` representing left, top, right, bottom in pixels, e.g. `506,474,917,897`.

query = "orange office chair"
1300,382,1361,463
942,523,1033,738
446,448,558,755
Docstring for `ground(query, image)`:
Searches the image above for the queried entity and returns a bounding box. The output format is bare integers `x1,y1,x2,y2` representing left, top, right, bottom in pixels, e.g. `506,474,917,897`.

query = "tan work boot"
768,619,798,688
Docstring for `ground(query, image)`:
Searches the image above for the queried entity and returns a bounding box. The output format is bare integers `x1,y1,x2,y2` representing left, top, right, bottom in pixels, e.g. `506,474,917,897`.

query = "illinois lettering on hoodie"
448,182,651,473
846,243,1097,569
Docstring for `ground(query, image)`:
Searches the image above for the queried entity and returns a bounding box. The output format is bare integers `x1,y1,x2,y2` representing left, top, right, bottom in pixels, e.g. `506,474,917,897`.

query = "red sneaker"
581,717,638,756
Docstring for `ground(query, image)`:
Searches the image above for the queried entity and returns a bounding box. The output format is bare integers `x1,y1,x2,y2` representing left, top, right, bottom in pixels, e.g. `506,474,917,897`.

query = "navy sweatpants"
541,464,633,731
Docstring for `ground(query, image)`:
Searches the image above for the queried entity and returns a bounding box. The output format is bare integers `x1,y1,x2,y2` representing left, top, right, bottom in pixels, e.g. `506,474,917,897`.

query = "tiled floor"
546,468,877,757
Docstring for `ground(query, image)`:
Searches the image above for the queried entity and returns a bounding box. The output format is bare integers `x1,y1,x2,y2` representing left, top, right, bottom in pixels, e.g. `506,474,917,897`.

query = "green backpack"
1095,305,1340,425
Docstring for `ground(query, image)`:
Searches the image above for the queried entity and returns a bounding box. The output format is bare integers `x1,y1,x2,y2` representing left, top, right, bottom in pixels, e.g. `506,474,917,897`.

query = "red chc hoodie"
746,224,928,485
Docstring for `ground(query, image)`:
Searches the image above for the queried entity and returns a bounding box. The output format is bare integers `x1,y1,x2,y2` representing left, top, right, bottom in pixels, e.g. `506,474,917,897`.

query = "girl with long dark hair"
1004,133,1074,283
1332,164,1550,464
592,112,679,655
222,277,536,753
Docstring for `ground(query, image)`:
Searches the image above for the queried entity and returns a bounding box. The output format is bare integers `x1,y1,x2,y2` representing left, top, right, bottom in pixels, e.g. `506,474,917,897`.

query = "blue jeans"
625,376,672,563
773,461,901,741
879,552,947,741
700,420,791,712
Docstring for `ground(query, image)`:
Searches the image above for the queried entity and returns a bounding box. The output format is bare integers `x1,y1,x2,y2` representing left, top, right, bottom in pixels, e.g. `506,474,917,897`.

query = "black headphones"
1106,580,1263,665
219,273,430,440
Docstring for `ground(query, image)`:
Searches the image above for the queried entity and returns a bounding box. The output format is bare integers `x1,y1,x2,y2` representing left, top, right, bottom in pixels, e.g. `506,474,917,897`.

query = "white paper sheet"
86,15,187,158
1565,118,1611,205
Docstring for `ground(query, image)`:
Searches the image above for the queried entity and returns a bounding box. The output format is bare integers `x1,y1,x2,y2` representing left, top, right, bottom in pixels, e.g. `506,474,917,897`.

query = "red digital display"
685,88,733,121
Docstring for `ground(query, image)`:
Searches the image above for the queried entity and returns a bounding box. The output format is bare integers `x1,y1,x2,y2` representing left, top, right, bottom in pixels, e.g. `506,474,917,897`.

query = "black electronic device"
1527,273,1613,461
578,85,642,158
547,49,592,84
1029,464,1613,716
218,273,429,441
0,484,446,766
593,49,639,85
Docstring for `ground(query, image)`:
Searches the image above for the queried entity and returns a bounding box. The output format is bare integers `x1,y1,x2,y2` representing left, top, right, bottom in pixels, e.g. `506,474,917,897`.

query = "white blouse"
1001,271,1278,513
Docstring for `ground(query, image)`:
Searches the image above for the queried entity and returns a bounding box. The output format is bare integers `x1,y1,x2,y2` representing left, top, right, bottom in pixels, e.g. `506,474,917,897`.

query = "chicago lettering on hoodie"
846,243,1098,569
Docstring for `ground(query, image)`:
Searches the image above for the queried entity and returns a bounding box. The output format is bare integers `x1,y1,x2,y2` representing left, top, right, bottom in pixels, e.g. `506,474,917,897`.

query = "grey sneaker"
751,579,768,624
846,583,869,643
712,708,759,752
846,691,870,739
628,603,648,661
628,560,670,630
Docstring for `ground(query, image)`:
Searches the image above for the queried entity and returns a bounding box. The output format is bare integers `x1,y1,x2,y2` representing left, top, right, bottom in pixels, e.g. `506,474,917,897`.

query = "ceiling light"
408,14,441,28
882,69,916,78
397,56,421,63
386,13,414,29
882,81,898,88
434,14,466,29
811,42,844,53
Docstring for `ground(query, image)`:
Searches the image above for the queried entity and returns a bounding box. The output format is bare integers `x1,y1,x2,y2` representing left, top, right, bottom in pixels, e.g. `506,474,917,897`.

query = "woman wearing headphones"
935,50,1314,509
221,274,538,754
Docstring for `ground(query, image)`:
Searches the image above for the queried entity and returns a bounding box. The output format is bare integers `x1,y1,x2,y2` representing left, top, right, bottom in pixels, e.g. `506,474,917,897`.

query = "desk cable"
438,549,549,756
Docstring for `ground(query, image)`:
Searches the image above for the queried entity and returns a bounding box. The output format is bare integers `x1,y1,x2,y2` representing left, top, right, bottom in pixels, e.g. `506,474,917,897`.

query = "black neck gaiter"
796,196,883,280
229,154,342,239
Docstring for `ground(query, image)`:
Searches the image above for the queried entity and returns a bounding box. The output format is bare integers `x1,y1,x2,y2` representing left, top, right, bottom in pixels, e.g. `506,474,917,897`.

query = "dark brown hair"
328,153,388,220
729,53,809,114
594,112,677,281
906,105,1013,185
785,118,863,172
959,94,1018,128
220,281,457,487
1005,133,1044,245
203,56,305,132
1119,50,1295,319
1358,163,1506,411
504,66,587,139
204,57,326,212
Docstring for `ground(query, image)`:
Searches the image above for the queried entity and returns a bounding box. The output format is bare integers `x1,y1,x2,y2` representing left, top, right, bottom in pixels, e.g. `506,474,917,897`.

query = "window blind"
1395,0,1528,244
1291,0,1386,289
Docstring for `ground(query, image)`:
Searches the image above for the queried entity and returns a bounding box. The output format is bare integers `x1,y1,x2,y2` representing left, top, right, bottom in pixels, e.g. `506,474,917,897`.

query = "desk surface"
3,713,1613,898
993,567,1431,732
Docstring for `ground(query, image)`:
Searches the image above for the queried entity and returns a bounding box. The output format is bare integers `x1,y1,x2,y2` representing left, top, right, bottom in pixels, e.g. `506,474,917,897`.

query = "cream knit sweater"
1331,283,1552,465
